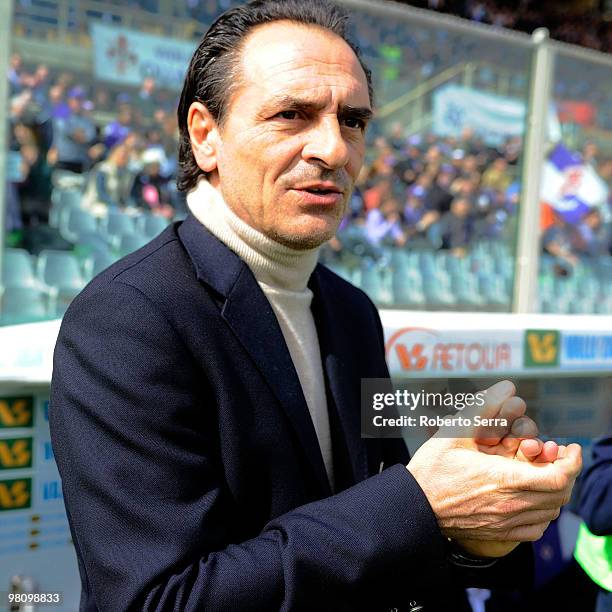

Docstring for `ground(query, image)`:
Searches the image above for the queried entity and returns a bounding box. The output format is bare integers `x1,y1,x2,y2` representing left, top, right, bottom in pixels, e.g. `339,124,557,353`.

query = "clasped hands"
406,380,582,558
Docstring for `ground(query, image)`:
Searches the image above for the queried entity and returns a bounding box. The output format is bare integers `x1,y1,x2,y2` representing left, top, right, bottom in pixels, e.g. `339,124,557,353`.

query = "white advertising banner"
432,85,526,146
90,22,196,90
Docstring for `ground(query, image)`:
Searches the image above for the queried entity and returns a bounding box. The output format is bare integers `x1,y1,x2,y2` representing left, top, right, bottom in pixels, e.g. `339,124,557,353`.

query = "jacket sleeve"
50,280,448,612
578,433,612,535
365,295,534,592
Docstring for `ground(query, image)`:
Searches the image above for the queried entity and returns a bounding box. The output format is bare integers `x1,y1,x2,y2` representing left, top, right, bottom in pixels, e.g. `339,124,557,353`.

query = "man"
51,86,96,174
576,431,612,611
49,2,581,610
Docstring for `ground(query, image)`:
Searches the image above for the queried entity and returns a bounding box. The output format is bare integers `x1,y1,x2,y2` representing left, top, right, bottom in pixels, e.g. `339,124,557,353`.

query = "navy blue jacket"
579,433,612,535
50,214,530,611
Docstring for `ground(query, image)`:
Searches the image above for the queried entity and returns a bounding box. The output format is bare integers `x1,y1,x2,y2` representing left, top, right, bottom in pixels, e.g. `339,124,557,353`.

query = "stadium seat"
36,250,86,314
418,251,436,277
102,210,137,241
324,260,353,283
75,231,115,257
479,273,510,309
0,286,52,325
138,213,170,239
83,251,119,280
358,259,388,304
422,269,457,309
451,269,485,308
49,189,82,228
119,232,150,257
2,248,38,288
392,268,426,307
59,207,99,244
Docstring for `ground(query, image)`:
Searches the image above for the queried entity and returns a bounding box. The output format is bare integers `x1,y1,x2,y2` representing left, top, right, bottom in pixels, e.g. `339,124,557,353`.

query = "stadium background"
0,0,610,609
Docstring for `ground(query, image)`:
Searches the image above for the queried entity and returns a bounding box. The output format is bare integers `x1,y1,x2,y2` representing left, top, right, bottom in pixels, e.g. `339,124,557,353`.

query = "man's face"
207,21,371,249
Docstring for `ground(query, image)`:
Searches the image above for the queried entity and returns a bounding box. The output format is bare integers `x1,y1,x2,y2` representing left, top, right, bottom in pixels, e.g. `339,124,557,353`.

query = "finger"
554,443,583,479
510,415,539,439
556,445,567,459
474,395,526,447
466,380,516,444
515,438,543,461
536,440,559,463
502,521,551,542
510,444,582,492
503,506,561,529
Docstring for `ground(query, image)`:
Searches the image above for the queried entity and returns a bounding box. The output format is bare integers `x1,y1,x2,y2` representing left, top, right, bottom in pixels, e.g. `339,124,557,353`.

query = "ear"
187,101,220,174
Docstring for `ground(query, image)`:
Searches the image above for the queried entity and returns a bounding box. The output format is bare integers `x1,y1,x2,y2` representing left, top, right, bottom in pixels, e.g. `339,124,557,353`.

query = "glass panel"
3,0,253,326
319,9,533,312
539,50,612,314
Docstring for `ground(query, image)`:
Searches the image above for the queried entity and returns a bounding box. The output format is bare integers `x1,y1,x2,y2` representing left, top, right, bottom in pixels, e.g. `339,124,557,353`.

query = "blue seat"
138,213,170,239
75,231,115,257
359,260,385,303
103,210,137,240
423,269,457,308
450,270,485,308
49,189,82,228
324,260,353,283
2,248,38,288
59,207,99,243
392,268,425,307
119,232,150,257
418,251,436,277
83,251,118,280
1,286,51,324
37,250,86,314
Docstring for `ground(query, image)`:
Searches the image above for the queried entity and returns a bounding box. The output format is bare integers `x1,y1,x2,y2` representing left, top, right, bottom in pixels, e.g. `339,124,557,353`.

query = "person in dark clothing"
577,432,612,611
49,2,582,610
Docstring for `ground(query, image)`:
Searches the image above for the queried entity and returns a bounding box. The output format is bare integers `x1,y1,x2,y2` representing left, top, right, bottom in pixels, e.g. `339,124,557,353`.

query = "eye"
342,117,366,130
275,110,300,120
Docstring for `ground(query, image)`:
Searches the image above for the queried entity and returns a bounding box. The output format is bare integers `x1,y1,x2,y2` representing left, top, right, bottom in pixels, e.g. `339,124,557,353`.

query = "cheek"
347,143,366,180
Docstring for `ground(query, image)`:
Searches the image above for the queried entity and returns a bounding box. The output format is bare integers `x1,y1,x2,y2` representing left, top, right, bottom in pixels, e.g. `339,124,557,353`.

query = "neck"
186,177,320,292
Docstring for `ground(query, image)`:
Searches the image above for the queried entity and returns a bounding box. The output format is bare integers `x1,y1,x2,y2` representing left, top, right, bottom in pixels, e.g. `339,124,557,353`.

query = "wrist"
447,538,499,568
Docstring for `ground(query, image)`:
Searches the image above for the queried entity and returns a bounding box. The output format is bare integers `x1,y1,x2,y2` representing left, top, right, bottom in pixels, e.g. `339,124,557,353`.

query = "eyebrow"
261,95,373,124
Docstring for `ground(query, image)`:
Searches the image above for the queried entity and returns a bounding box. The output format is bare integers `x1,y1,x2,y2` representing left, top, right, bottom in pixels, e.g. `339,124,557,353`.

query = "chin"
272,223,337,250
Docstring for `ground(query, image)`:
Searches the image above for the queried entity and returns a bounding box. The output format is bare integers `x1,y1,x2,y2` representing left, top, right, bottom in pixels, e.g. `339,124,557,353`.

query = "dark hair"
176,0,373,192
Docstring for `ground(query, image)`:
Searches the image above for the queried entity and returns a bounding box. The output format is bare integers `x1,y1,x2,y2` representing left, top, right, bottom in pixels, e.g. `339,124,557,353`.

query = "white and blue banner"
541,144,609,224
432,85,526,146
90,23,196,90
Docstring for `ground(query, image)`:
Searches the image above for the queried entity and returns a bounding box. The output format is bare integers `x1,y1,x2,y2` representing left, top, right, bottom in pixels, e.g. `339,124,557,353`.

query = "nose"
302,116,350,170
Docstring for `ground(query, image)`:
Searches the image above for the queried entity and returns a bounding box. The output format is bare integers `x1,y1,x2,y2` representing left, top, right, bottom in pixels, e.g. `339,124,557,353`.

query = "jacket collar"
178,213,367,494
179,214,332,495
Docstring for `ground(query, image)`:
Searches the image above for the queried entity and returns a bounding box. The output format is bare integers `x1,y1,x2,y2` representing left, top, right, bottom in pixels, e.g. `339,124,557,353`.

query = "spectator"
103,103,133,150
481,157,512,193
82,143,136,216
50,86,96,174
542,213,580,271
131,149,174,218
574,209,610,258
8,53,24,95
424,164,454,214
138,76,158,120
365,197,407,247
438,195,475,256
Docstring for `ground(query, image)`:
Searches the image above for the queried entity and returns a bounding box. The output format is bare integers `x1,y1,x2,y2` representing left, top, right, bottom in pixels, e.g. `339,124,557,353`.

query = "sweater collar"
187,177,319,292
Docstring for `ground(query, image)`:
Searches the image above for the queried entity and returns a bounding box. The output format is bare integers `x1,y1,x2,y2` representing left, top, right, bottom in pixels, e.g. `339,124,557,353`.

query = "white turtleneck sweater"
187,177,334,491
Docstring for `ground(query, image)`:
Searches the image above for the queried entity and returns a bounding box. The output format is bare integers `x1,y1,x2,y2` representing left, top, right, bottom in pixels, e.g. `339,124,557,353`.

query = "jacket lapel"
178,214,332,496
309,266,369,488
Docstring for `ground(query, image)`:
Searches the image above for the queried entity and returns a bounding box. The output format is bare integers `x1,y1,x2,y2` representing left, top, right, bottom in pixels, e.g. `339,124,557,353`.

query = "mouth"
290,184,344,206
290,187,343,206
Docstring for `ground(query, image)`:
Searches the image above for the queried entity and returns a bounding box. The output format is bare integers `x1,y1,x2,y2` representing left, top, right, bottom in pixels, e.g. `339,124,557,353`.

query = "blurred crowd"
407,0,612,54
6,55,184,248
5,52,612,273
324,127,522,263
46,0,611,55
